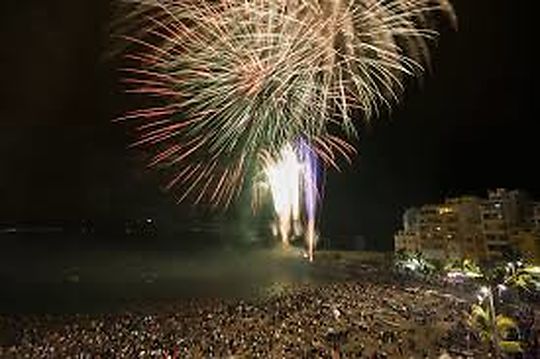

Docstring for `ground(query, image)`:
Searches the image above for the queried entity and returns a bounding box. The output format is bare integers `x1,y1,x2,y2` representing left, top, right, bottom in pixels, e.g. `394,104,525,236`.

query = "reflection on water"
0,239,334,314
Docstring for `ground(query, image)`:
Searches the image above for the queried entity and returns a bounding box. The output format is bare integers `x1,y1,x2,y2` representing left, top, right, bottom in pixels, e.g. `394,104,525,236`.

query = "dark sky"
0,1,536,249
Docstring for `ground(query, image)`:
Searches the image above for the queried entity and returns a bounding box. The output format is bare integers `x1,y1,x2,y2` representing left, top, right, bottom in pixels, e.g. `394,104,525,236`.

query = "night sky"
0,1,536,250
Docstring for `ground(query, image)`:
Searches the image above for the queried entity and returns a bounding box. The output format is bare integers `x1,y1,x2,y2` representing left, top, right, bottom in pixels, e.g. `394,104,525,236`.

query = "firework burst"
115,0,454,208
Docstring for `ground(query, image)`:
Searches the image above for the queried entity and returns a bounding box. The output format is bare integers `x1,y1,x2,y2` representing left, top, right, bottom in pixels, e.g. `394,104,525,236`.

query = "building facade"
395,197,484,261
395,189,540,263
509,228,540,264
480,189,531,258
394,230,420,253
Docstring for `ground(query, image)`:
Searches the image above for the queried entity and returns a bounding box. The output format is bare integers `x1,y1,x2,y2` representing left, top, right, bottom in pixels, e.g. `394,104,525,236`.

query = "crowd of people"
1,274,487,358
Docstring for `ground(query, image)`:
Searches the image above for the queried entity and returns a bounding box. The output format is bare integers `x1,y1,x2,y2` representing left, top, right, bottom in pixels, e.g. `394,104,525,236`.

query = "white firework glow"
261,141,319,260
265,144,301,247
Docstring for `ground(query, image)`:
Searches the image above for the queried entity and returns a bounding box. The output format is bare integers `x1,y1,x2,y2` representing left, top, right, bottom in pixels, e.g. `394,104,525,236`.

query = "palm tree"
503,264,540,293
445,258,483,279
466,298,523,357
463,259,483,277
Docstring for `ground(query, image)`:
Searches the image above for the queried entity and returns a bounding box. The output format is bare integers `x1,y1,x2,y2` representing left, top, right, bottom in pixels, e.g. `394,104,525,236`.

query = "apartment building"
480,189,530,258
395,189,539,262
395,197,484,261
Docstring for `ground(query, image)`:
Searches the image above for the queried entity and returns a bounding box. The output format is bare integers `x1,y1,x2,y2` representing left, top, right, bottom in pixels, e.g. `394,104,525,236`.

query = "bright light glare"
446,271,463,279
263,142,319,260
404,258,421,271
525,266,540,274
479,286,490,297
265,145,301,223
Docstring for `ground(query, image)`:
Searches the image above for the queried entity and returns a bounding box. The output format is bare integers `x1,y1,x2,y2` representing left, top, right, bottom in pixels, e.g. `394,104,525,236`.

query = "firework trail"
115,0,454,207
298,139,319,261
